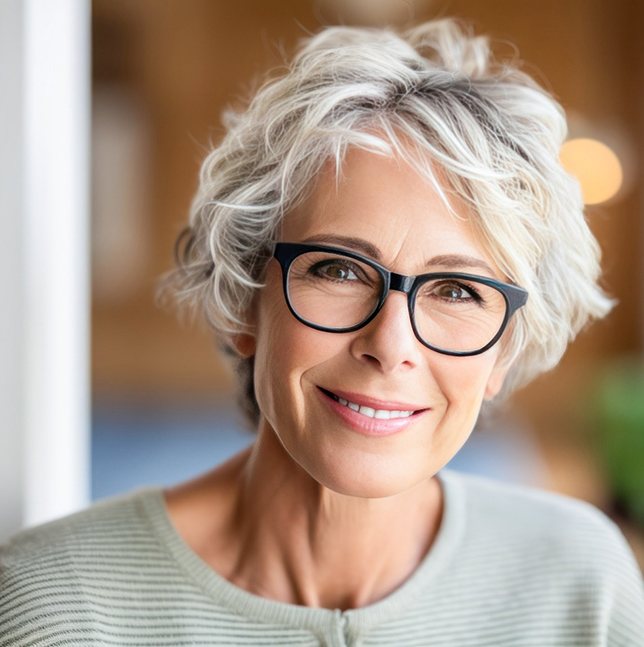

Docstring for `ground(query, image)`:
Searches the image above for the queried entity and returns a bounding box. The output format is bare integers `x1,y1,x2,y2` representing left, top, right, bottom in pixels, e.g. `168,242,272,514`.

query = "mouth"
318,387,427,420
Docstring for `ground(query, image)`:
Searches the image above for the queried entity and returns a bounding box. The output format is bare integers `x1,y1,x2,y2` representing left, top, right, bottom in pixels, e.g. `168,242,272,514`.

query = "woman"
1,18,643,646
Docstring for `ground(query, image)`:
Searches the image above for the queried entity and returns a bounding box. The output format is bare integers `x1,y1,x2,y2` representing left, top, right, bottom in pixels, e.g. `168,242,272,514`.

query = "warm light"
560,138,623,205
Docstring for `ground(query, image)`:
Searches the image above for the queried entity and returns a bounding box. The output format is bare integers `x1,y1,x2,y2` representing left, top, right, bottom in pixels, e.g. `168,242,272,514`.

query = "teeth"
332,394,414,419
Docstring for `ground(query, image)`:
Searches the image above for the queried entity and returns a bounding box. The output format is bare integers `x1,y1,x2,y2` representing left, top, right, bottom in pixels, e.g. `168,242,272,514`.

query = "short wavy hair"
160,18,613,426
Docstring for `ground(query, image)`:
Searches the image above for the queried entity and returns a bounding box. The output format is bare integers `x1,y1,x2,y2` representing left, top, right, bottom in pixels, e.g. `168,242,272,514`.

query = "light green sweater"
1,469,643,646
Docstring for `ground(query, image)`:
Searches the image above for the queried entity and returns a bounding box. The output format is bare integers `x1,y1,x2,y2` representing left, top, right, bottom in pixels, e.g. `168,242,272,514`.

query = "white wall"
0,0,26,541
0,0,90,542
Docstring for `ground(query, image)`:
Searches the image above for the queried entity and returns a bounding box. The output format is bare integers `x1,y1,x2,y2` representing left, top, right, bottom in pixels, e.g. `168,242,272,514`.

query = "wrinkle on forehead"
282,145,501,277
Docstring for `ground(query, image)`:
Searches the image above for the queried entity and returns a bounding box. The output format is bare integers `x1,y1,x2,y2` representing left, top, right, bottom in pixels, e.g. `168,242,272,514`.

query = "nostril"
361,353,381,367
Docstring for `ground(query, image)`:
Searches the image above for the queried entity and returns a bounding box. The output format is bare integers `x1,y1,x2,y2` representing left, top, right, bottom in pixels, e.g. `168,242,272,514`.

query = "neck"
221,425,443,609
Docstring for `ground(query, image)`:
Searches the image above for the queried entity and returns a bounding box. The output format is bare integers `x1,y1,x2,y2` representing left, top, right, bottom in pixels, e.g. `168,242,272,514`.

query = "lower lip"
317,388,426,437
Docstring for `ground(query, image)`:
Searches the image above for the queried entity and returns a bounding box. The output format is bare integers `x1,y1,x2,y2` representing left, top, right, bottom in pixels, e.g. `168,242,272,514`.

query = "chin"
307,452,435,499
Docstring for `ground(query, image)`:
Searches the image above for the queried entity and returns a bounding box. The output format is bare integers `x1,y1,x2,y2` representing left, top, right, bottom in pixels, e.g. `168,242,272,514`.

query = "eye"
424,280,483,304
310,259,364,283
436,284,469,300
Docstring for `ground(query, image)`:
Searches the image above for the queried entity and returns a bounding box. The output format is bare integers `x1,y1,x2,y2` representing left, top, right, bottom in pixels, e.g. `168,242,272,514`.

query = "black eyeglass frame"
272,242,528,357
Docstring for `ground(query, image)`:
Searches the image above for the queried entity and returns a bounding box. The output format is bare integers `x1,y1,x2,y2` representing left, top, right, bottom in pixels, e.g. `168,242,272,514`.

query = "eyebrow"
301,234,382,260
299,234,497,276
426,254,496,275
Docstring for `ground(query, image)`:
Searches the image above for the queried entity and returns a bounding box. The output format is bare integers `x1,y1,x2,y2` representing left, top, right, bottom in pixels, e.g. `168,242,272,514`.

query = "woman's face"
247,147,509,498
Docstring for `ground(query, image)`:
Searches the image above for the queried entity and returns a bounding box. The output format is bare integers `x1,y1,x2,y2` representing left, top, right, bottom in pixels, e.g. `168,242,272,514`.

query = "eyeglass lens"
286,250,508,353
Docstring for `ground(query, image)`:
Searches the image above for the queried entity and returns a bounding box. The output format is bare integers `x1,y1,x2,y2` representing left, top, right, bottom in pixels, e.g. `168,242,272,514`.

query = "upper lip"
318,386,430,412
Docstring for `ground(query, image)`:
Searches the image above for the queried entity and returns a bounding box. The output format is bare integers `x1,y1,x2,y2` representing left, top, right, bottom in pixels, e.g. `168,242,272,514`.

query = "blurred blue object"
92,398,254,500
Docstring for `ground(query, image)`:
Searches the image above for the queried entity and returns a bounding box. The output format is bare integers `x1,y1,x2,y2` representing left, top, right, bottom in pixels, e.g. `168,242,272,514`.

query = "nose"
349,291,423,373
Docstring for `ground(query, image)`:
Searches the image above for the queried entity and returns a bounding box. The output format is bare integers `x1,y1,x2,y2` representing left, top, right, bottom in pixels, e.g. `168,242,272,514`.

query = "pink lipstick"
317,387,429,436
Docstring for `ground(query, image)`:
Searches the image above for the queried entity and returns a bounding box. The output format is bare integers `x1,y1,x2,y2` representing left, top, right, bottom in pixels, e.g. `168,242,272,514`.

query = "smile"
317,387,427,437
318,387,426,417
329,393,414,419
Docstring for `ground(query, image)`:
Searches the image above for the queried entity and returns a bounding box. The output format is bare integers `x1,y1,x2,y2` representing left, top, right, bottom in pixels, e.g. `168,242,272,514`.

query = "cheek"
416,353,500,469
252,294,297,427
252,278,336,432
433,353,500,420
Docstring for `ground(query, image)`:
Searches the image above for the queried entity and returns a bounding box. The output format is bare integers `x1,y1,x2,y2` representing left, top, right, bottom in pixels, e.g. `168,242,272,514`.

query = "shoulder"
0,488,162,646
443,468,634,561
1,487,158,569
444,468,612,524
440,469,644,642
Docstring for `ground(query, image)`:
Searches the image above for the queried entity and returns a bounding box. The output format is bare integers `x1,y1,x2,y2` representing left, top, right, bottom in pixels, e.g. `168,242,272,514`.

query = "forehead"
281,147,500,277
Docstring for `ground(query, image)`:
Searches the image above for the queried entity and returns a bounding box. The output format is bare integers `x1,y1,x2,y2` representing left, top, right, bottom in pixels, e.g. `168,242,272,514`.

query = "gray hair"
160,18,613,426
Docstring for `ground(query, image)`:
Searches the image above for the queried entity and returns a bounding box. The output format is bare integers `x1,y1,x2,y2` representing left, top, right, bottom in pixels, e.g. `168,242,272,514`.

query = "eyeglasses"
272,242,528,356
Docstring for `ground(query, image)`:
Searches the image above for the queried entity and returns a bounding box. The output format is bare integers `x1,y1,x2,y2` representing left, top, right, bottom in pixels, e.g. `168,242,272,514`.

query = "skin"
164,147,510,610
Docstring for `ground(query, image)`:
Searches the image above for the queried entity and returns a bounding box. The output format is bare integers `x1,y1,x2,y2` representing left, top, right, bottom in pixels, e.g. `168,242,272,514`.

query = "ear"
229,294,259,359
484,361,510,401
230,332,256,358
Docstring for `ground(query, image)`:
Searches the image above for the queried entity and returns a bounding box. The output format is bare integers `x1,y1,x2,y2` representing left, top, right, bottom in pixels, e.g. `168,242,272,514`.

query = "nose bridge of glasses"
388,272,415,295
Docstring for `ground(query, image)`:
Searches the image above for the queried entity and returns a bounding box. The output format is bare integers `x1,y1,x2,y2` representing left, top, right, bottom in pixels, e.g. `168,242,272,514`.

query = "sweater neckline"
138,468,464,637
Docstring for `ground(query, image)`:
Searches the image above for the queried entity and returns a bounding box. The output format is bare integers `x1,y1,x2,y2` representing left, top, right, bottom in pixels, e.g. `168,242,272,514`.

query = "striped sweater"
1,469,643,646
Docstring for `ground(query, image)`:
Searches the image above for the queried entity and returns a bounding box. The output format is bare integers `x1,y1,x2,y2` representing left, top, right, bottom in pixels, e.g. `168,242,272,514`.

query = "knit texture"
1,469,643,646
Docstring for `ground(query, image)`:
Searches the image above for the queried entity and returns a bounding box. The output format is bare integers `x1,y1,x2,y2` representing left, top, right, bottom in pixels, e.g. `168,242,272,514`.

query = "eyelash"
310,260,368,282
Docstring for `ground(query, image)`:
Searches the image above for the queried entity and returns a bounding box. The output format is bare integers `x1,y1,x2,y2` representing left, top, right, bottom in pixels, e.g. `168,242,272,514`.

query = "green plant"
592,358,644,527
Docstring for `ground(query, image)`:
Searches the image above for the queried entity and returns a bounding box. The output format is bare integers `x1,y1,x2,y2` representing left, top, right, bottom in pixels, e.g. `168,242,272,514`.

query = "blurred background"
2,0,643,567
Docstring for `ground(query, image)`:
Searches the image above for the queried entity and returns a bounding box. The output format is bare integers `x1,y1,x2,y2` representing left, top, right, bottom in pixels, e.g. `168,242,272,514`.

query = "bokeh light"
560,138,623,205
